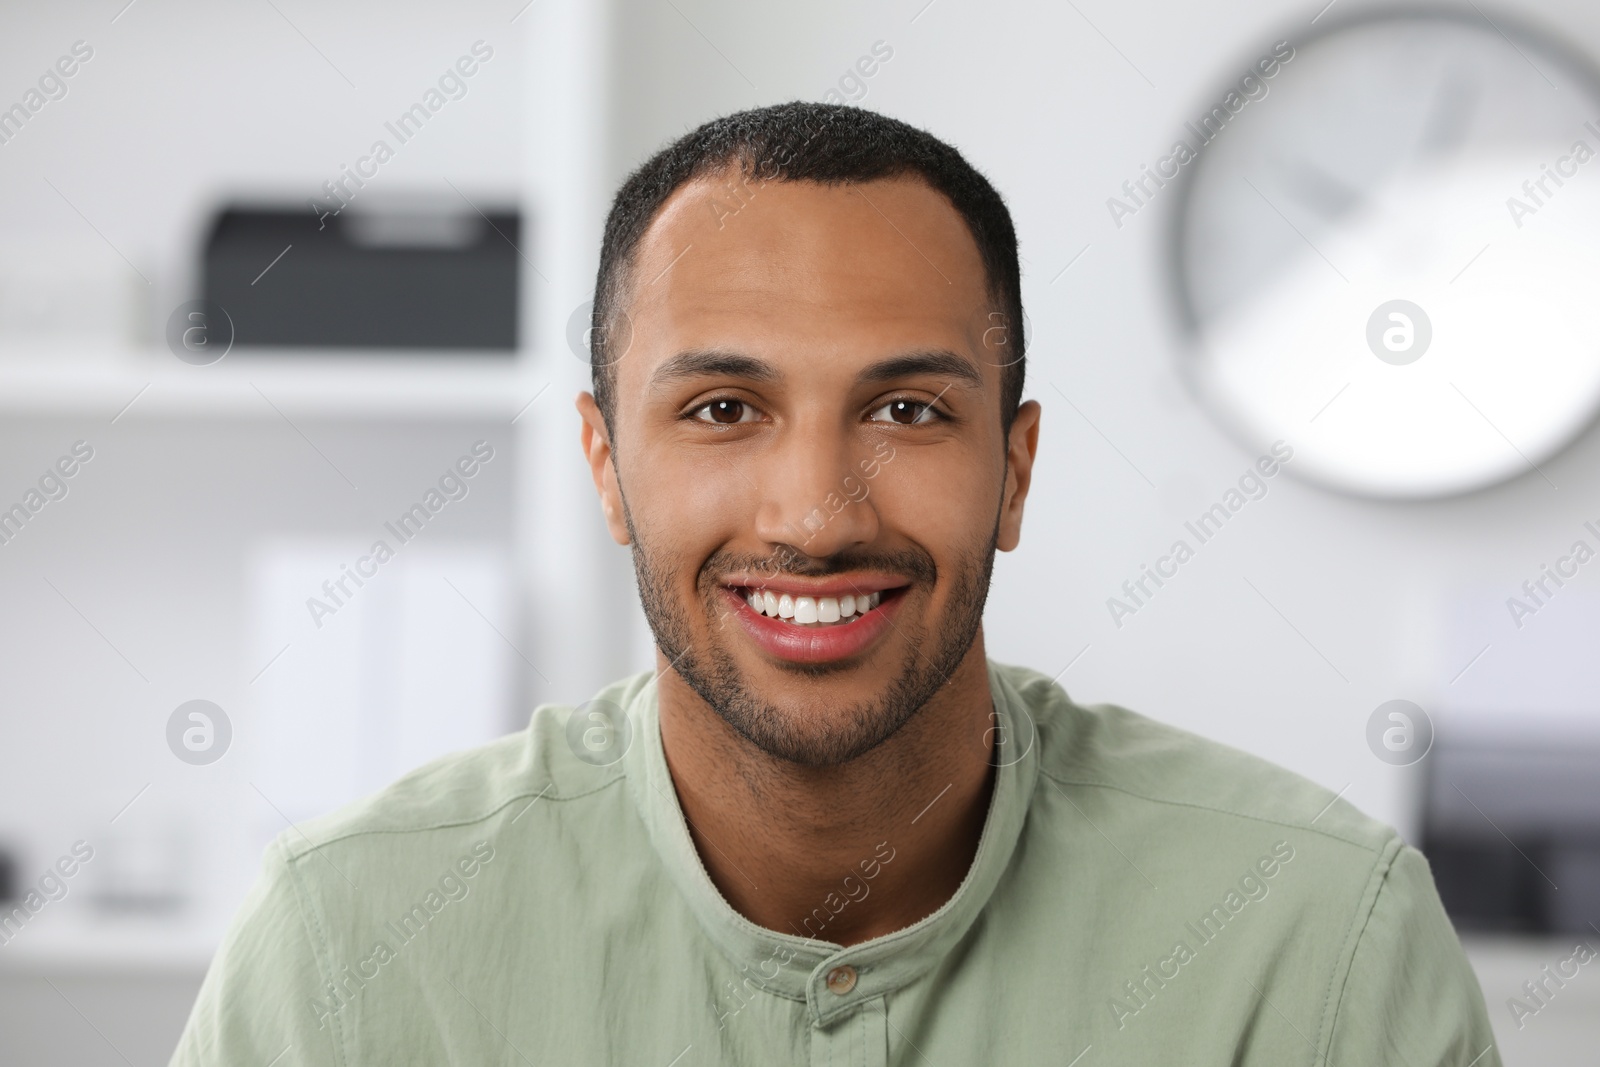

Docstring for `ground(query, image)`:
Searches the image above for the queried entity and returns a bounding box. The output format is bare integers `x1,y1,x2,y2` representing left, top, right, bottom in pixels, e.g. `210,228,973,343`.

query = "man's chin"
724,704,901,768
676,650,924,766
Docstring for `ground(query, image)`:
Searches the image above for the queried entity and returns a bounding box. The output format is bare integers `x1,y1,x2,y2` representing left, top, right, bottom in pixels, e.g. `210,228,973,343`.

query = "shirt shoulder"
1326,843,1499,1064
279,670,656,862
170,673,663,1065
991,661,1495,1061
993,659,1396,857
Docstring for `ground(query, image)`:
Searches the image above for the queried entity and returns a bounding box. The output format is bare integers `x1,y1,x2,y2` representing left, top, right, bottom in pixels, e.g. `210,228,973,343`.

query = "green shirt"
171,661,1497,1066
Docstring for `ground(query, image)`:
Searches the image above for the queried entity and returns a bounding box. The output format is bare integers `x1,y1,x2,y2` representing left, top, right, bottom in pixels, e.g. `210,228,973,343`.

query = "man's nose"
751,429,880,559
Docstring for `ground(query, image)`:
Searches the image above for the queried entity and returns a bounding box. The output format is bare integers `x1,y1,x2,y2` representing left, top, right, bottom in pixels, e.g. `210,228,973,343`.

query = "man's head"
577,102,1041,768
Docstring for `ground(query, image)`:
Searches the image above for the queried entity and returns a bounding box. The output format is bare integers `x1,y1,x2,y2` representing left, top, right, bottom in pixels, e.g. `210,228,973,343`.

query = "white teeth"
743,588,889,625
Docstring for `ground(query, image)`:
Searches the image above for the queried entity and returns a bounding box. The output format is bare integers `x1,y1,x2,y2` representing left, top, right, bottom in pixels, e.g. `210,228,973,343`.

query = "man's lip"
721,585,904,664
721,574,911,598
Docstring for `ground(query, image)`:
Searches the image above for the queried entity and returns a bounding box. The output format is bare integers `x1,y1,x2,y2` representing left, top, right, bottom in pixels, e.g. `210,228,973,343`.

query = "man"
172,103,1496,1065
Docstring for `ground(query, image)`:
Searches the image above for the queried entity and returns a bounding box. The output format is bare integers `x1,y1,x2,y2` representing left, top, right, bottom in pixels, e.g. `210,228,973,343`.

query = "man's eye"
867,399,940,425
690,399,760,425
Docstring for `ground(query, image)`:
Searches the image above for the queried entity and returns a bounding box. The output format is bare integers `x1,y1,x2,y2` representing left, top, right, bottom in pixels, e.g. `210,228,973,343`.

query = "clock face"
1172,9,1600,498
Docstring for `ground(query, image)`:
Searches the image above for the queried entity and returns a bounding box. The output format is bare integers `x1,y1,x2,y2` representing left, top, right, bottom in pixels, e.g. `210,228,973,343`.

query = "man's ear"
997,400,1041,553
576,392,631,546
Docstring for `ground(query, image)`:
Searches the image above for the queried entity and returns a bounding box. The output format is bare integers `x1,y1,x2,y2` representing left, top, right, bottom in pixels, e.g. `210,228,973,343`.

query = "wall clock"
1171,7,1600,497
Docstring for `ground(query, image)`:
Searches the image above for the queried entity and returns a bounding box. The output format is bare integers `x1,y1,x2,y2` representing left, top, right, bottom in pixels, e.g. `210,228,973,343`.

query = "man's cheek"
871,466,964,537
888,469,986,586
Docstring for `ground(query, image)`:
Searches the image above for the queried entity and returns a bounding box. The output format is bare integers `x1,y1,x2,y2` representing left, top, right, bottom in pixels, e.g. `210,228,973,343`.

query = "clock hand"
1272,158,1364,219
1413,66,1479,159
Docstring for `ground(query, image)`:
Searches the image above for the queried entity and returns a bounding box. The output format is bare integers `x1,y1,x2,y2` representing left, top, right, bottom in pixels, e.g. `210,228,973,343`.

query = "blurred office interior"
2,0,1599,1061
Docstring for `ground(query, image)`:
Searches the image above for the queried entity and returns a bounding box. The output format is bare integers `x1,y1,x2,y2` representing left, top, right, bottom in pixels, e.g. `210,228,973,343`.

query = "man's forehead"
604,171,992,404
618,172,993,386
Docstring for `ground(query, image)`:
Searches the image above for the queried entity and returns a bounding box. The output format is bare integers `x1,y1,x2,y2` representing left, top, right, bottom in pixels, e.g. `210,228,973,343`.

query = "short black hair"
589,101,1025,438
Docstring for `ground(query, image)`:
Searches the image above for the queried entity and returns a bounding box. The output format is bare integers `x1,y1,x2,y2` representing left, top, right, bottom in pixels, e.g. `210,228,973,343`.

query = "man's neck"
655,641,997,947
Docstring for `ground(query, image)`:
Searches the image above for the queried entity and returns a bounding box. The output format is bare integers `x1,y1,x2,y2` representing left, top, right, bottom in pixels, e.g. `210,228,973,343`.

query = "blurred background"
2,0,1598,1062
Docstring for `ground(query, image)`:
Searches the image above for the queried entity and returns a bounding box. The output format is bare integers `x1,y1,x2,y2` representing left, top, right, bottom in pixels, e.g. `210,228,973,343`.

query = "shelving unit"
0,0,641,1011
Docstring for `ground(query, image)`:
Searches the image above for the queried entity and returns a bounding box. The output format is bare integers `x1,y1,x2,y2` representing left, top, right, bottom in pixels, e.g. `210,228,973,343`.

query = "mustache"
700,545,938,586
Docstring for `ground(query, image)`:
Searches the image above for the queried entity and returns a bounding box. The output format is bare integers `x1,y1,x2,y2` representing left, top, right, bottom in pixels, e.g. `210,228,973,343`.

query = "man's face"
579,172,1039,767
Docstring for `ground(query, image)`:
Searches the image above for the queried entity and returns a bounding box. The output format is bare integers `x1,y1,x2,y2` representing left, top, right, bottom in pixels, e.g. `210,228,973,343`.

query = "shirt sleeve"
169,836,345,1067
1325,843,1499,1067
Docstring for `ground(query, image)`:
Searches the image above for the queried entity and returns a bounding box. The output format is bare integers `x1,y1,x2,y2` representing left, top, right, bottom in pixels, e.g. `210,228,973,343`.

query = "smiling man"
172,104,1495,1066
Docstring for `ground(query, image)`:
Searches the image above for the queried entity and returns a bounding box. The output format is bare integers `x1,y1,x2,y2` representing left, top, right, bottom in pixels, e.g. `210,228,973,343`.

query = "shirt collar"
622,660,1040,1025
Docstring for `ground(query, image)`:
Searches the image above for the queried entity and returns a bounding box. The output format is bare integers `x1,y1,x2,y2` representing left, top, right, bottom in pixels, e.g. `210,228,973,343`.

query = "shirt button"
825,965,858,995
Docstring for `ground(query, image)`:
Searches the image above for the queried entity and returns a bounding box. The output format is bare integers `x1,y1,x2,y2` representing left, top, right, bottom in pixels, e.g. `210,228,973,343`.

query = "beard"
623,501,999,768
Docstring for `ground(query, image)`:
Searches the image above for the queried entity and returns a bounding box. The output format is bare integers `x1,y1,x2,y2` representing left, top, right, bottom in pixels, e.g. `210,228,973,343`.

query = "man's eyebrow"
648,350,781,389
856,351,983,388
646,348,983,391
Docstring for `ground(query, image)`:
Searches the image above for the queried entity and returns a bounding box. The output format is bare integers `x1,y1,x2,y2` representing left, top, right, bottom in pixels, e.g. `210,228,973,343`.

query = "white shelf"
0,910,222,974
0,348,559,421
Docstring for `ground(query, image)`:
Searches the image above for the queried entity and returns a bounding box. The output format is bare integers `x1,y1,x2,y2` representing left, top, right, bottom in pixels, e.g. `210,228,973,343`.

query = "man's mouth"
717,575,911,664
738,588,885,628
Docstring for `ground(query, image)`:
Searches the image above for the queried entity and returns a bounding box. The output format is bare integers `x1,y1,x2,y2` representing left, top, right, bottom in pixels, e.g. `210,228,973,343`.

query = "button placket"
808,993,888,1067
